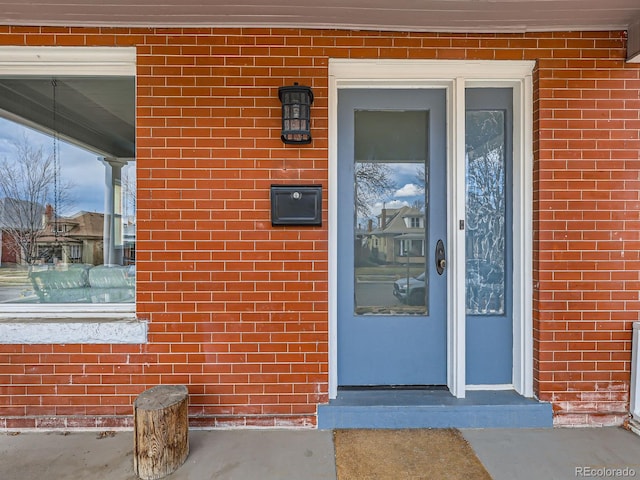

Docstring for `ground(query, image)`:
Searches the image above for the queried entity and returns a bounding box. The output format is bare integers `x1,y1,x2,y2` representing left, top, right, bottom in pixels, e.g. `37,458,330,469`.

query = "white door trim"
328,59,534,399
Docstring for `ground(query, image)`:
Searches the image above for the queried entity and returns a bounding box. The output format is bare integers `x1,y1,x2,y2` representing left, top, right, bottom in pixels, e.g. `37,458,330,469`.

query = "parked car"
393,272,426,306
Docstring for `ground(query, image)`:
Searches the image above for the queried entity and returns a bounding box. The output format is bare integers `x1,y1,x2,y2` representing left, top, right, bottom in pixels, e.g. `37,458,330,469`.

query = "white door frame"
328,59,535,399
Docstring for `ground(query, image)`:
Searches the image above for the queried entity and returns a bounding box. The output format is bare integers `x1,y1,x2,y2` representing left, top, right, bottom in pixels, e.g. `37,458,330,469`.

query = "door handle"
435,239,446,275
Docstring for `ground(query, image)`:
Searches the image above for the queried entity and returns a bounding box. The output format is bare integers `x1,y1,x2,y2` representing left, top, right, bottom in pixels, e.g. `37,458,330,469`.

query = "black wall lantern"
278,83,314,144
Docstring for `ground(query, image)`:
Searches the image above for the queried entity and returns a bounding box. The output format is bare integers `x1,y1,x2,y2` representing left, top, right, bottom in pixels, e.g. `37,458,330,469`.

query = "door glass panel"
353,110,428,315
465,110,506,314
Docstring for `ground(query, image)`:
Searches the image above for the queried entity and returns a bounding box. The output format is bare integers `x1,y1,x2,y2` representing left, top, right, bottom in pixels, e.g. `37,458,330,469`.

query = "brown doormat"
334,429,492,480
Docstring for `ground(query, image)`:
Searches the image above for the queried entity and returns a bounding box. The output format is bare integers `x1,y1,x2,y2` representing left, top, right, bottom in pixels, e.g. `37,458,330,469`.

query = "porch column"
100,157,128,265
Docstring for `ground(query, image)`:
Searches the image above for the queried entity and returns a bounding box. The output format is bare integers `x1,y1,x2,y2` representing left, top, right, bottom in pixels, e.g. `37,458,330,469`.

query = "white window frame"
328,59,534,399
0,46,145,344
68,244,82,261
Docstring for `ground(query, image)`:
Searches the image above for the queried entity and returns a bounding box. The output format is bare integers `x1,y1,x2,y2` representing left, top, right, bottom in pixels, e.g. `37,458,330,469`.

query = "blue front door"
337,89,447,386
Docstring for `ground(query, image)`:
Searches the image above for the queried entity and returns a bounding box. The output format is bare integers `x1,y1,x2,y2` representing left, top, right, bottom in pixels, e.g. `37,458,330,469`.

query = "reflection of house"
122,220,136,265
0,197,45,265
0,230,17,264
0,198,21,265
367,206,425,265
37,207,104,265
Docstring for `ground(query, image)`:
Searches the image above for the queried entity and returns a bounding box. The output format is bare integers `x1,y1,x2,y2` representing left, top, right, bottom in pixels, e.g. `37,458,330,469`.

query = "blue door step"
317,389,553,429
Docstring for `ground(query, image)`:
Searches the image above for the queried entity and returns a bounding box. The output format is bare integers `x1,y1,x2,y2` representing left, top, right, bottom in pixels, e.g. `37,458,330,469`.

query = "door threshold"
339,385,449,392
317,389,553,429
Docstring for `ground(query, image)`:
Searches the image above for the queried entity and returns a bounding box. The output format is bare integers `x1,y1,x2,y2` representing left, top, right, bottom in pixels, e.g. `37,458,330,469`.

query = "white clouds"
362,182,422,220
376,199,410,210
370,199,410,218
395,183,422,197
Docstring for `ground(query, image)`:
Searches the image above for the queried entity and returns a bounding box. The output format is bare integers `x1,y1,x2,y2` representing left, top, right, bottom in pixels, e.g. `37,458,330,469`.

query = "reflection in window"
353,110,429,314
465,110,506,314
409,217,422,228
0,120,135,304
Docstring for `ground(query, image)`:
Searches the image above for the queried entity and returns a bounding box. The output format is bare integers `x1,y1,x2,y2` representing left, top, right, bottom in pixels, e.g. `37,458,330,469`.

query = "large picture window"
0,47,143,344
0,120,135,304
0,51,135,306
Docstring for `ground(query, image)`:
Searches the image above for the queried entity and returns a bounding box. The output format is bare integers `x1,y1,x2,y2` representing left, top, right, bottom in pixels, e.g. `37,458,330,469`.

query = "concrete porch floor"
2,427,640,479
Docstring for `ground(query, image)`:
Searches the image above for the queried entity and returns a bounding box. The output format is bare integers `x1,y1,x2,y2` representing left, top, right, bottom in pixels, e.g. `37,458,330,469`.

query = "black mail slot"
270,185,322,226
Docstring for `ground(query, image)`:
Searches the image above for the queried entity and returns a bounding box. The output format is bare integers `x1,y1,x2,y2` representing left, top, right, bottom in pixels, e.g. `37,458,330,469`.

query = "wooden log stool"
133,385,189,480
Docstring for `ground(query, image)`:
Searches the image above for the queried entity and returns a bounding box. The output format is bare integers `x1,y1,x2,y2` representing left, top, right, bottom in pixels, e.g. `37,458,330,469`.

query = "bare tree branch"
0,134,74,264
355,162,396,219
121,169,136,219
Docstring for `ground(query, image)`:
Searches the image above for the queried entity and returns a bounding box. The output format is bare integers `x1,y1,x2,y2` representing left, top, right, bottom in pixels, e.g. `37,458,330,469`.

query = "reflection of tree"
413,167,427,215
0,135,74,264
355,162,396,218
467,111,504,154
122,169,136,220
411,199,425,212
466,110,505,314
415,165,426,193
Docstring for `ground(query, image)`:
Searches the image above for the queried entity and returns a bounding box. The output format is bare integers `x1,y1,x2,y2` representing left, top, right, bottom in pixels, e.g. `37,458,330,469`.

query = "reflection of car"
393,272,426,306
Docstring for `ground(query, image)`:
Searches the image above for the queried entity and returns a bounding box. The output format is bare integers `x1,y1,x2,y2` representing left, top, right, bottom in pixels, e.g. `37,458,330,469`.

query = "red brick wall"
0,27,638,428
533,33,640,426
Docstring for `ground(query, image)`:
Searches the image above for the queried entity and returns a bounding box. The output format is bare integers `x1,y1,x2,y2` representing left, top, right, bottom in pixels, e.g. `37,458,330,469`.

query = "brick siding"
0,27,638,427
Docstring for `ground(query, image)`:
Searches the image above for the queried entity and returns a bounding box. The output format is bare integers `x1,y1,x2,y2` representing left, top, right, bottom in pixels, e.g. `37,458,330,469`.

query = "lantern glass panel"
279,86,313,144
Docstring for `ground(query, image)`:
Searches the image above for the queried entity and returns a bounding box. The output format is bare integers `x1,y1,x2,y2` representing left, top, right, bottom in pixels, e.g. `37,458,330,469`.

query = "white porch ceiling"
0,0,639,33
0,77,135,159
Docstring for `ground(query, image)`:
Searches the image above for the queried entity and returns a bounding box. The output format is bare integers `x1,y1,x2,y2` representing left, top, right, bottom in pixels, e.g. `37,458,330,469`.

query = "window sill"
0,304,147,344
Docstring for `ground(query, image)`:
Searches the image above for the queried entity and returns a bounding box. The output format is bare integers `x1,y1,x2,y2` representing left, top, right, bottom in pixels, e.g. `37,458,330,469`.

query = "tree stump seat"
133,385,189,480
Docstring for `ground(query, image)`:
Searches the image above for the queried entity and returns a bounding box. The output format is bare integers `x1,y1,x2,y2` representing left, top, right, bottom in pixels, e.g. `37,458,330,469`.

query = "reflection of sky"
367,162,424,220
0,117,109,214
